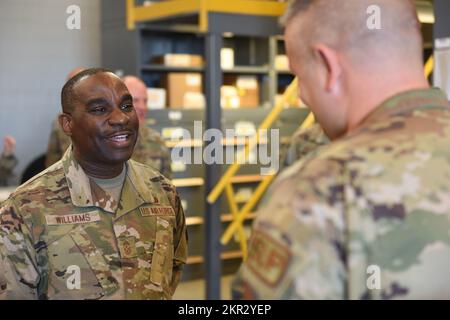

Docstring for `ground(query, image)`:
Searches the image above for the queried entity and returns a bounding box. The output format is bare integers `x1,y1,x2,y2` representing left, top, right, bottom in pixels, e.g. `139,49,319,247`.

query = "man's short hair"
279,0,313,26
280,0,422,64
61,67,114,113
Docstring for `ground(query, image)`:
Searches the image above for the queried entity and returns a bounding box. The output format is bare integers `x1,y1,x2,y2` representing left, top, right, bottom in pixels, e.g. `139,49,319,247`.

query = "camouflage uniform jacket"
233,88,450,300
45,119,172,179
0,154,18,186
0,147,187,300
280,122,330,171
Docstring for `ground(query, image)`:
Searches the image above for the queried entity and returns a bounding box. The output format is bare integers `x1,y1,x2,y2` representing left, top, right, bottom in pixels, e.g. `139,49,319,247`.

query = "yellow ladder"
207,77,315,259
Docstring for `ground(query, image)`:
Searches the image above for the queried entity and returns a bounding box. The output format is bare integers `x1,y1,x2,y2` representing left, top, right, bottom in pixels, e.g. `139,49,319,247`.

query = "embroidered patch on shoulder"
45,212,101,226
246,230,291,287
139,206,175,217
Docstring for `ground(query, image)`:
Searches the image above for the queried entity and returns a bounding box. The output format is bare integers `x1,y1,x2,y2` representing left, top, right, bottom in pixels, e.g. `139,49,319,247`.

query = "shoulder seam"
15,163,64,193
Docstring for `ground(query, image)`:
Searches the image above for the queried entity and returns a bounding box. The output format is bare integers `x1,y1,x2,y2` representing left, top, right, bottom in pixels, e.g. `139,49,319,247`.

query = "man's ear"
312,44,342,94
58,113,72,136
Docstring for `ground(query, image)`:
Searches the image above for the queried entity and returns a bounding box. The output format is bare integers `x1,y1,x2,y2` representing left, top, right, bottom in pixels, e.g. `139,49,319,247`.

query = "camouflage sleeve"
233,157,347,299
160,178,187,295
0,199,39,299
280,123,330,171
45,120,67,168
0,154,18,185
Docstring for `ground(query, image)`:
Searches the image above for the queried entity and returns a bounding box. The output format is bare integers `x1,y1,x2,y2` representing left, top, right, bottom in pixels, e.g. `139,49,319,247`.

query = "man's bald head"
122,75,148,123
282,0,428,140
122,76,146,90
282,0,423,66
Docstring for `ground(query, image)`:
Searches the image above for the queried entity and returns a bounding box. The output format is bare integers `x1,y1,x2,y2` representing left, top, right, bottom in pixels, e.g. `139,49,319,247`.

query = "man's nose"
108,107,130,126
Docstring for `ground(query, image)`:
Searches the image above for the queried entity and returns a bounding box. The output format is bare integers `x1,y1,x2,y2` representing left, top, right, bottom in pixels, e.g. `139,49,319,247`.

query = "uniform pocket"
45,225,119,299
69,226,119,296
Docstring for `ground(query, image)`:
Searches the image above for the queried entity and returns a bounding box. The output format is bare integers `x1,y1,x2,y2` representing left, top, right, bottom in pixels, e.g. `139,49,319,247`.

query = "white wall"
0,0,101,183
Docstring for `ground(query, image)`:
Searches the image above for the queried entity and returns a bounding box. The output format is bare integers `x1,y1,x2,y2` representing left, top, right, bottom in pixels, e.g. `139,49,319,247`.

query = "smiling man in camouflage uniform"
233,0,450,299
0,68,187,299
45,72,172,179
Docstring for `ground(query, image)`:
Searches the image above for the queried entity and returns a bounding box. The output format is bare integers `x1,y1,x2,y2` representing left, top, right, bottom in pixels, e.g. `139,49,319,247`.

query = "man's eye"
121,104,134,112
90,106,106,114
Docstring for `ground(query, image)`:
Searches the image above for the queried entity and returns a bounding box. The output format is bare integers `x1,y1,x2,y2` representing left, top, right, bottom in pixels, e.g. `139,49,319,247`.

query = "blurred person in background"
122,75,172,179
0,136,18,186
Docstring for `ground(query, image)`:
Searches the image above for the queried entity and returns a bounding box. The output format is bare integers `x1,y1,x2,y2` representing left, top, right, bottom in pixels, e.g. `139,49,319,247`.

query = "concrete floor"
173,275,234,300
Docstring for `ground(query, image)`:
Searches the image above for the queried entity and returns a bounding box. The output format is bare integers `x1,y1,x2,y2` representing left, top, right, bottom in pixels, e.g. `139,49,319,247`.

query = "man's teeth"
111,135,128,142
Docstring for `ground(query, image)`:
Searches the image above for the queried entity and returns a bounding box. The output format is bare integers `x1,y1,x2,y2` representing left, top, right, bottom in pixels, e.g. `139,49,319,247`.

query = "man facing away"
233,0,450,299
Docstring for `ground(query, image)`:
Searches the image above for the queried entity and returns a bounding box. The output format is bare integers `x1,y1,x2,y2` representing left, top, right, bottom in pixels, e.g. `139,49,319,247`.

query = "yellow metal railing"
207,78,299,204
204,77,315,259
126,0,287,32
425,55,434,79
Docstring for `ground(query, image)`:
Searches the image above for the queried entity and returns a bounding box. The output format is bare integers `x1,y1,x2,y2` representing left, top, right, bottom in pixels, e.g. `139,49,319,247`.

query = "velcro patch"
246,230,291,287
118,237,138,259
139,206,175,217
45,212,101,226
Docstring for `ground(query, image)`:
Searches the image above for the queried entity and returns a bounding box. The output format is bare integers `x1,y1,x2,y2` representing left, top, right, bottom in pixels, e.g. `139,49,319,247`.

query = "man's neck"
73,152,125,179
347,74,430,133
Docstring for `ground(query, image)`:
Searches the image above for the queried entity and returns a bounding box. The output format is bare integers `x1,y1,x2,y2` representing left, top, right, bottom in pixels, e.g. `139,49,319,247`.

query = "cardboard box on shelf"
275,54,290,71
146,88,166,109
152,54,203,68
236,76,259,108
221,85,240,109
164,73,203,109
221,48,235,70
223,75,259,108
183,92,206,109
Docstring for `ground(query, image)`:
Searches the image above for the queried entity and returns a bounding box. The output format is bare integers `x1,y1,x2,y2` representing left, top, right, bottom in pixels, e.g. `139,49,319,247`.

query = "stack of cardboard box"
153,54,205,109
152,53,262,109
222,75,260,108
164,73,204,109
147,88,166,109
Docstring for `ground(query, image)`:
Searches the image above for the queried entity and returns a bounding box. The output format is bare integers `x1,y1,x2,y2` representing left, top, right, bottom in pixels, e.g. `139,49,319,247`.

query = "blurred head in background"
122,76,148,124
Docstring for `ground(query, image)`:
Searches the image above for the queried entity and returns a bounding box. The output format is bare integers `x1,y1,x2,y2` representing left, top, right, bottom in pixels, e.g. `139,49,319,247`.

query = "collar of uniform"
62,147,156,214
357,88,450,129
62,146,96,208
114,160,159,219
